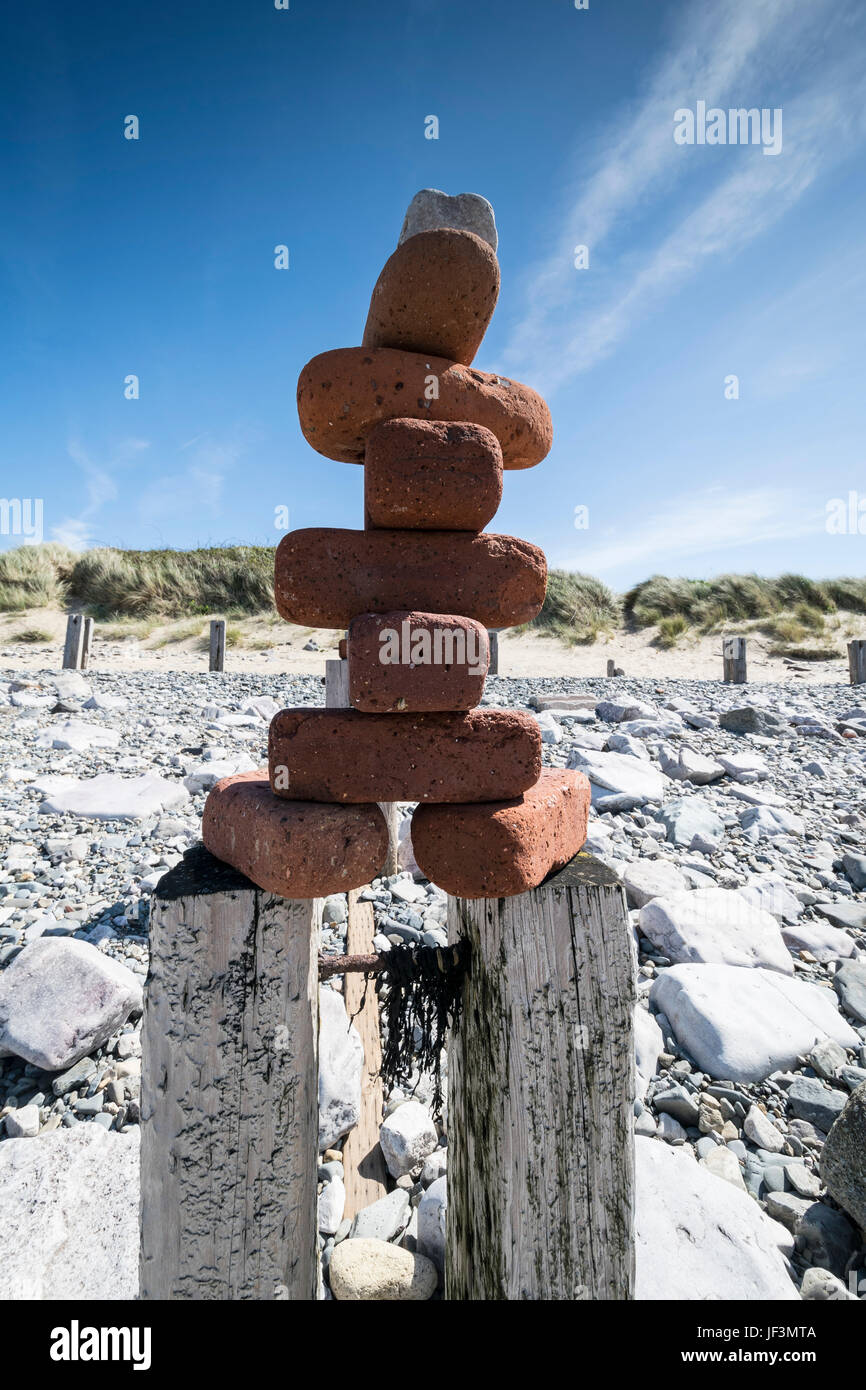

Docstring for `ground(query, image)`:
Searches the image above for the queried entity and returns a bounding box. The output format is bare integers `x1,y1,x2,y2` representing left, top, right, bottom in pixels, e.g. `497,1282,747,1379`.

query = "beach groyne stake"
140,189,634,1300
848,639,866,686
209,618,226,672
62,613,85,670
723,636,747,683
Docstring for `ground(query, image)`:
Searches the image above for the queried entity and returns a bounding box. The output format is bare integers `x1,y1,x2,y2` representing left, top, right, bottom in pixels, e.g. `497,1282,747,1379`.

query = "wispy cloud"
137,439,239,526
565,486,824,578
51,438,148,551
498,0,866,396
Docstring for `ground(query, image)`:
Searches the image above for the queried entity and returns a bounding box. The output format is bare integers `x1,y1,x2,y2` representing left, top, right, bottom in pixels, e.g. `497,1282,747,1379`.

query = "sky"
1,0,865,590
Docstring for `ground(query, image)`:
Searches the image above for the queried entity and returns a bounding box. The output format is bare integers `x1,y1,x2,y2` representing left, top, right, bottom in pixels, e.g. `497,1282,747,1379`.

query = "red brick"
410,769,591,897
274,528,547,630
362,229,499,365
202,770,388,898
297,346,552,470
268,707,541,804
348,611,488,713
364,419,502,531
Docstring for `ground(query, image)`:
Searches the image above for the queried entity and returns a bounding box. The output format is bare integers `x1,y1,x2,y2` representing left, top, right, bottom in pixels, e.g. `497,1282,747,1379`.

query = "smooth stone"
417,1175,447,1273
622,859,689,909
640,887,793,974
634,1138,797,1300
38,773,189,821
719,707,789,736
658,745,725,785
566,748,665,808
782,920,857,964
765,1191,812,1231
743,1104,786,1153
841,851,866,890
5,1103,40,1139
794,1202,858,1279
634,1005,664,1100
420,1149,447,1186
318,1177,346,1236
318,987,363,1151
738,875,803,922
398,188,498,252
349,1187,411,1243
0,1126,138,1298
650,964,858,1083
328,1238,437,1301
701,1146,746,1190
656,798,724,850
832,960,866,1022
379,1101,438,1179
815,902,866,932
0,938,142,1071
821,1082,866,1233
35,721,121,753
182,754,257,793
808,1038,848,1081
800,1267,857,1300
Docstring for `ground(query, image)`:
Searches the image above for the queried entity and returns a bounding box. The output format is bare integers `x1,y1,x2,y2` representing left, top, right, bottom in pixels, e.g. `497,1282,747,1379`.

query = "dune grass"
2,545,864,654
9,627,54,644
530,570,620,645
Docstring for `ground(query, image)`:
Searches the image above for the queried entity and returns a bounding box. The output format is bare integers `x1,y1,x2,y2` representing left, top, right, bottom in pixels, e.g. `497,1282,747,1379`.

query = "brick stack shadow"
203,190,591,899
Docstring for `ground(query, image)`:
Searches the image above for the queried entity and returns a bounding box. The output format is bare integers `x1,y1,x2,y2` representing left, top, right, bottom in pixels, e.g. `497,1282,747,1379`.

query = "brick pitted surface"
365,419,502,531
348,610,489,713
202,770,389,897
268,707,541,804
411,769,592,898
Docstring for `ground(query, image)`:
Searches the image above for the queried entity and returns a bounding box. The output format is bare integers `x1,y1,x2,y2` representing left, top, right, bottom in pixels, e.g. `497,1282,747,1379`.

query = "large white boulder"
0,1127,139,1299
650,964,859,1082
318,986,362,1151
37,772,189,820
622,859,689,909
566,748,665,809
417,1175,447,1273
36,720,121,752
634,1005,664,1100
639,887,793,974
635,1138,798,1300
0,938,143,1071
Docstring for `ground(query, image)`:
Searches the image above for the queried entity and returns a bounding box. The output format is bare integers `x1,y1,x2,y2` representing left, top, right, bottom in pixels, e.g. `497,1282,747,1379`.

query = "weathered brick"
365,418,502,531
348,611,488,713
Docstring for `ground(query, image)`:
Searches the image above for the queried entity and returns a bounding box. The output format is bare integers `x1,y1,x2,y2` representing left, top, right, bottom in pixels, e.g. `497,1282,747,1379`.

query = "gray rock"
566,747,665,809
318,986,363,1151
765,1191,812,1230
0,938,142,1071
5,1103,40,1138
349,1187,411,1243
842,851,866,889
398,188,497,252
782,920,857,963
807,1038,848,1082
417,1175,447,1274
653,1083,700,1128
622,859,689,909
821,1082,866,1234
0,1126,138,1298
658,744,725,785
329,1237,437,1301
639,886,792,974
420,1149,447,1187
786,1077,847,1132
794,1201,858,1278
832,960,866,1022
701,1146,745,1189
656,798,724,850
720,706,789,736
743,1104,786,1153
650,963,858,1083
37,772,189,821
815,901,866,932
318,1177,345,1236
379,1101,438,1179
634,1005,664,1100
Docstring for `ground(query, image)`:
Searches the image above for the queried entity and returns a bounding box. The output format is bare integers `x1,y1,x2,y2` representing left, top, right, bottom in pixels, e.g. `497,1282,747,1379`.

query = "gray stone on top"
399,189,498,252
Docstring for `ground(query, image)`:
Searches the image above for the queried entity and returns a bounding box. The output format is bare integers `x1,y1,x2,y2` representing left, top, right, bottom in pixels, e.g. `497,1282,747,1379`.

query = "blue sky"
1,0,865,590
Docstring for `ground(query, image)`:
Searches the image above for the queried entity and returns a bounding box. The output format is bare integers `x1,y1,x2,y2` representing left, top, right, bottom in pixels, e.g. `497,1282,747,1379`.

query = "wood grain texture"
848,639,866,686
140,847,320,1300
446,852,635,1301
723,636,748,684
340,890,388,1216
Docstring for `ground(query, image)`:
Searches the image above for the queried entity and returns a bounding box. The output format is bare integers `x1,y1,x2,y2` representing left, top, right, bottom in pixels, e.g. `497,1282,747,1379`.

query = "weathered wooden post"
723,636,747,683
81,616,94,669
446,852,635,1300
606,658,616,677
209,618,227,672
487,630,499,676
62,613,85,670
848,639,866,685
140,846,320,1300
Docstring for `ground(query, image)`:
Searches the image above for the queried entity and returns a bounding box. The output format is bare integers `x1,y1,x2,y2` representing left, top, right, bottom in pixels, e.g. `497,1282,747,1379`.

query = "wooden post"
80,617,94,670
62,614,84,670
140,846,320,1301
723,636,747,683
340,889,388,1217
848,640,866,685
606,658,616,677
446,852,635,1301
209,619,226,672
487,630,499,676
324,657,349,707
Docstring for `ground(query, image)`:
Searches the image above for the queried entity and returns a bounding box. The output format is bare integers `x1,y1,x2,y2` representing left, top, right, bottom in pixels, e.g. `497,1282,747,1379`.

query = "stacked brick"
203,191,590,899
